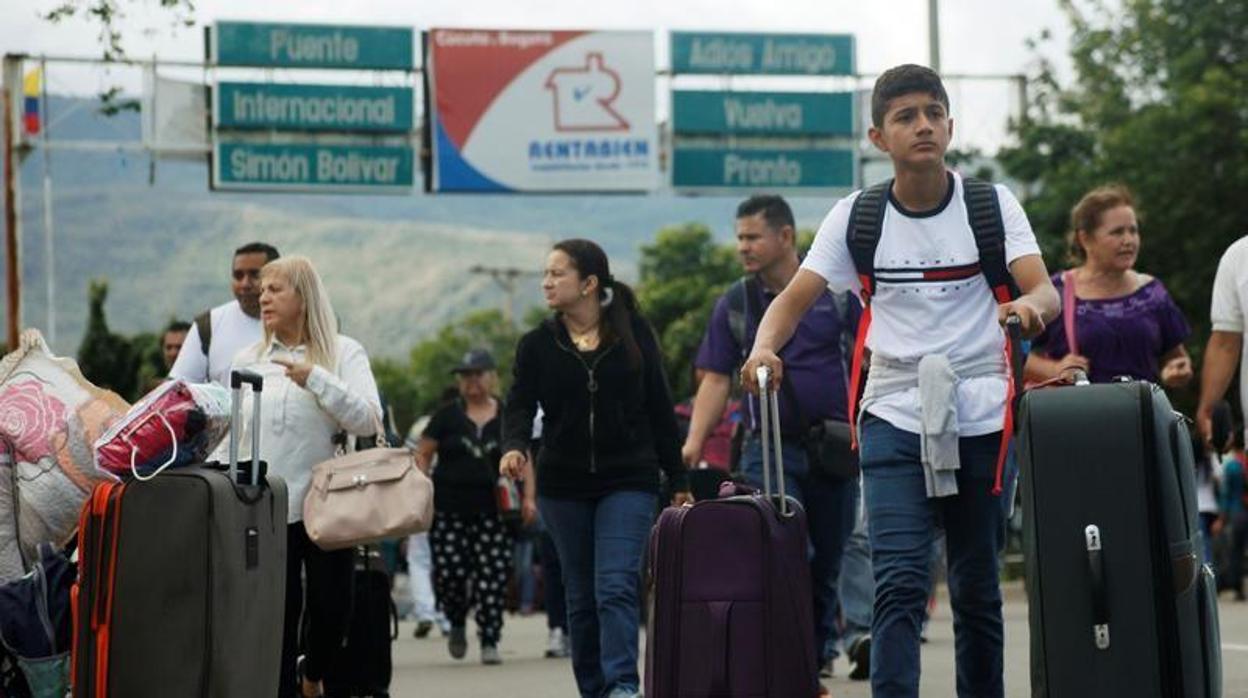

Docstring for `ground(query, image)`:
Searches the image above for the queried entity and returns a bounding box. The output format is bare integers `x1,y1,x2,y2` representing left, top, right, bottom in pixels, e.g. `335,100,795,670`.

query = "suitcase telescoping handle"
229,370,264,486
1085,524,1111,650
1006,315,1024,398
755,366,790,516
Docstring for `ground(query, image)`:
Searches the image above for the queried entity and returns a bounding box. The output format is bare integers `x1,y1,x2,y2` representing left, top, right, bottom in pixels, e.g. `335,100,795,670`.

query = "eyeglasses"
232,269,262,281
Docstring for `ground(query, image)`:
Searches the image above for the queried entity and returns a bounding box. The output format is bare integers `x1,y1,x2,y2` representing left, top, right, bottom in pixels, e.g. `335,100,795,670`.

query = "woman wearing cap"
501,239,692,698
415,348,530,666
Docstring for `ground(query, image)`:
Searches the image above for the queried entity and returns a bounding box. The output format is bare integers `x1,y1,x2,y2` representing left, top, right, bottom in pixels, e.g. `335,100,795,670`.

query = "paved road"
391,583,1248,697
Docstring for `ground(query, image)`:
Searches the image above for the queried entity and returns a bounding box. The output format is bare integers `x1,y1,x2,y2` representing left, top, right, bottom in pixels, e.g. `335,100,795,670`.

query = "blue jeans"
839,482,874,652
742,436,855,663
860,415,1005,698
539,491,657,698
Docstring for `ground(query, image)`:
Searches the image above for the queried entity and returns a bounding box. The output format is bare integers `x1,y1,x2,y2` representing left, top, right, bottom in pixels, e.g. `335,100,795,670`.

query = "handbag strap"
1062,270,1079,356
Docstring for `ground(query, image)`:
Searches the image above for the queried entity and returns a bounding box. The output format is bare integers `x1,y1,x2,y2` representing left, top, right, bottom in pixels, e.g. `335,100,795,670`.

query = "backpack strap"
725,278,749,358
844,180,891,448
194,309,212,357
962,176,1019,304
963,176,1023,496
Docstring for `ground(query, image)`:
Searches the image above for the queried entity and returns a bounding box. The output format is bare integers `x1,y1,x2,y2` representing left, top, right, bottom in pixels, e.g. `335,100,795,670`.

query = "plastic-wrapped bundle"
94,380,231,480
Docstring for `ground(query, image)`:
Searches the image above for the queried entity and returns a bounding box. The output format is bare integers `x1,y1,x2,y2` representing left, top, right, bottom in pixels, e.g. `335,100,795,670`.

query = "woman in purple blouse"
1025,184,1194,387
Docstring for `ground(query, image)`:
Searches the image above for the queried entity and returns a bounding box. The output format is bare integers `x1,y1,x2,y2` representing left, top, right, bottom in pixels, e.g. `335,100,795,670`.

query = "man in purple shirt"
681,194,868,681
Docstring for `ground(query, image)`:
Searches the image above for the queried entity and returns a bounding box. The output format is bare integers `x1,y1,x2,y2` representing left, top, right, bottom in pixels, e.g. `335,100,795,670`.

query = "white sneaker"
545,627,570,658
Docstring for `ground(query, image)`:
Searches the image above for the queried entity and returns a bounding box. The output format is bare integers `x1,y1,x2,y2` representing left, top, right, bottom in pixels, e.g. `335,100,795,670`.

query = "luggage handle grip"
231,370,263,392
1085,524,1110,650
755,366,789,516
229,369,264,486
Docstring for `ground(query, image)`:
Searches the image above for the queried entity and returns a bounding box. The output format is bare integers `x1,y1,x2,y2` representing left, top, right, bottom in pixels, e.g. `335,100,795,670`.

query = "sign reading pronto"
212,22,415,70
426,29,657,192
672,147,854,190
670,32,855,76
212,142,414,192
672,90,853,136
214,82,414,133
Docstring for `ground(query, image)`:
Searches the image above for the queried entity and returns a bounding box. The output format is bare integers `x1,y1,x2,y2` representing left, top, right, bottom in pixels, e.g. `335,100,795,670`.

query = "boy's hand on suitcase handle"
741,350,783,395
997,299,1045,338
500,450,528,480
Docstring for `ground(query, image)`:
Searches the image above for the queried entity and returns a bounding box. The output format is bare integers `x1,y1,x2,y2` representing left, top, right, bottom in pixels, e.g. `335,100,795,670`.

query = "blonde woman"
232,255,382,698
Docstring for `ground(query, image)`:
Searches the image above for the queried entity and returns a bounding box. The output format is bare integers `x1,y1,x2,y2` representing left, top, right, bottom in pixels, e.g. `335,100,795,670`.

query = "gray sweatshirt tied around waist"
860,352,1005,498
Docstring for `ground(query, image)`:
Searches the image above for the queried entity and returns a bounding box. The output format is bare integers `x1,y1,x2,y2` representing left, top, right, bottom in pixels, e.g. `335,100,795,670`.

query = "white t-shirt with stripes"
801,171,1041,436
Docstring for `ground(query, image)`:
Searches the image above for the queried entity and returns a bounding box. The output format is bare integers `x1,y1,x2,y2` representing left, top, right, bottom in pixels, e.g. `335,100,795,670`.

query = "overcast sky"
1,0,1076,152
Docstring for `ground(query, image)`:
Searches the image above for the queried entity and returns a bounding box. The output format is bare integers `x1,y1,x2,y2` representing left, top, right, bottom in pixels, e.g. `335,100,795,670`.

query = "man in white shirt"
169,242,279,386
1198,235,1248,447
740,65,1059,697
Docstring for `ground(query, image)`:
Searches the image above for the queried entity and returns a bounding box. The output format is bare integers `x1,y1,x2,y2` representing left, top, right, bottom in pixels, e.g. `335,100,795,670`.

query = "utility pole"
928,0,941,73
468,265,540,326
3,55,22,350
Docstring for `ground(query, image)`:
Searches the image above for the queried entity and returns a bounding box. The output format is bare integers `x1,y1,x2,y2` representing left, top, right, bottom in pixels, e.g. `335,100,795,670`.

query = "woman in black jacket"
501,239,691,698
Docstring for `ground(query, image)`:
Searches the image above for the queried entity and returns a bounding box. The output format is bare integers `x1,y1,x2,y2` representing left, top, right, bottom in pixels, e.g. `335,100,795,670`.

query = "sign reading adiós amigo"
426,29,657,192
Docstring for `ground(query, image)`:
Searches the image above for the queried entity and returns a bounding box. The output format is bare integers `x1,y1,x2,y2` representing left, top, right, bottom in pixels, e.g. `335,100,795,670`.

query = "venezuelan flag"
23,68,40,135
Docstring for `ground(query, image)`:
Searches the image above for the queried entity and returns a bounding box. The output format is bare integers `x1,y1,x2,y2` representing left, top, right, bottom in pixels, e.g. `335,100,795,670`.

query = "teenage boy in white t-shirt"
741,65,1059,697
1198,235,1248,449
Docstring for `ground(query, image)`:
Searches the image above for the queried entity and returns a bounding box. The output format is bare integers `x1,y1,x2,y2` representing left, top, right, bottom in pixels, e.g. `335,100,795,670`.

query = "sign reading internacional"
211,21,415,70
214,82,414,133
426,29,657,192
672,90,853,136
212,142,414,192
670,32,855,76
672,147,854,191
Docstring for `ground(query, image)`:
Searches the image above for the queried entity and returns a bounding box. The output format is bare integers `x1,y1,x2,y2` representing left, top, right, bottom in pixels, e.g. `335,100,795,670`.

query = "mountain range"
11,95,857,358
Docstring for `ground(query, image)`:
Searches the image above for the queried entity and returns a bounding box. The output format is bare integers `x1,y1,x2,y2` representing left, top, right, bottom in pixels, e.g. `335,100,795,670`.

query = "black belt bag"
804,419,859,480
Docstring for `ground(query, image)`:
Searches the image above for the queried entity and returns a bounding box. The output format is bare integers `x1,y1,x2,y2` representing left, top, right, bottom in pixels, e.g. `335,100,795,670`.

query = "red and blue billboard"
426,29,657,192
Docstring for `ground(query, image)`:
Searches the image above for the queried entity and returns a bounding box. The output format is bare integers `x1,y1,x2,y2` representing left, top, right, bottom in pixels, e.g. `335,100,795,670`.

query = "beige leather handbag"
303,441,434,551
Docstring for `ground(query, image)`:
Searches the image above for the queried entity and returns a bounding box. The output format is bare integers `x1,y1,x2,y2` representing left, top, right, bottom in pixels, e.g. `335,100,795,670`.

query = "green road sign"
214,82,414,133
672,147,854,190
213,142,414,192
670,32,855,76
212,22,415,70
672,90,853,136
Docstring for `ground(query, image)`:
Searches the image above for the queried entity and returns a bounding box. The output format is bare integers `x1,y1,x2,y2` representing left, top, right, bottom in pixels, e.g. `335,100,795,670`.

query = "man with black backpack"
741,65,1059,697
681,194,866,684
169,242,279,386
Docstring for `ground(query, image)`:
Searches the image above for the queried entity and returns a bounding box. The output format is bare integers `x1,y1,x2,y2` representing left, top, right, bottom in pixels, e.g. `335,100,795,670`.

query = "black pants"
430,512,513,645
281,522,353,697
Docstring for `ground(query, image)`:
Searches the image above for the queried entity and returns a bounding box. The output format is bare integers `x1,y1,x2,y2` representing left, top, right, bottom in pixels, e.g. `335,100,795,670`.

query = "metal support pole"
3,56,21,349
928,0,942,73
39,57,54,347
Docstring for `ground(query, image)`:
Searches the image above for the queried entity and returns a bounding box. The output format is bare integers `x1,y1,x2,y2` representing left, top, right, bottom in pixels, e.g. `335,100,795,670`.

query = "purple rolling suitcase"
645,367,819,698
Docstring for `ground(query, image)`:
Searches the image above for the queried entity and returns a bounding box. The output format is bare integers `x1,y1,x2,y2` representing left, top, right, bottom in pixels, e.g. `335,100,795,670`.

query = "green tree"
1001,0,1248,360
77,279,141,400
636,224,739,400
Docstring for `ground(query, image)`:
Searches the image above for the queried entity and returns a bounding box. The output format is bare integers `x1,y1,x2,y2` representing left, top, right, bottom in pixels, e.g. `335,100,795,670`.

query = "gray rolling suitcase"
1017,378,1221,697
73,370,288,697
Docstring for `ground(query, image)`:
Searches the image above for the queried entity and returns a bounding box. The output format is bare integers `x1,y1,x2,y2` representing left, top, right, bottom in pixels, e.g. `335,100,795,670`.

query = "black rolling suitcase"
1017,378,1222,697
322,546,398,698
72,370,288,698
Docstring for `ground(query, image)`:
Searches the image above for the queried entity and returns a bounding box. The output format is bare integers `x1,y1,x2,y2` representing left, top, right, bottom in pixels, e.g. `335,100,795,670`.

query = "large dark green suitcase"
1018,380,1221,697
72,371,287,698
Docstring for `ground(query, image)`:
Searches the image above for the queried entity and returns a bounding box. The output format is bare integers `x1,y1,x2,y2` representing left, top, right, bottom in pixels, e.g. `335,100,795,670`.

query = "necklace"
569,327,599,351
